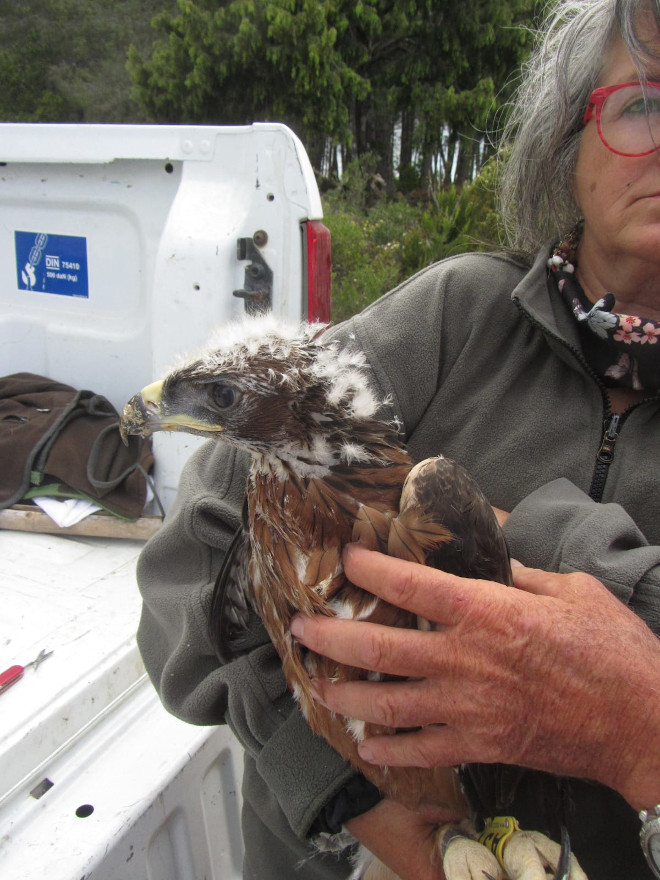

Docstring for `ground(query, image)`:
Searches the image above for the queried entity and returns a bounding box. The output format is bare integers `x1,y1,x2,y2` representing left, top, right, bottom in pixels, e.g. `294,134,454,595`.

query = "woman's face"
574,23,660,269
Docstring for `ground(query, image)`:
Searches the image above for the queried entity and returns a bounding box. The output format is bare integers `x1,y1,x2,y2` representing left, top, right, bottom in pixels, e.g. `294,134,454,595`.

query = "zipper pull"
597,413,620,464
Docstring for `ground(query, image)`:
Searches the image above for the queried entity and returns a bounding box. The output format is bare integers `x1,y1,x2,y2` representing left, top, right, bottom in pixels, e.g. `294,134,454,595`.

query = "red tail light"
305,220,331,323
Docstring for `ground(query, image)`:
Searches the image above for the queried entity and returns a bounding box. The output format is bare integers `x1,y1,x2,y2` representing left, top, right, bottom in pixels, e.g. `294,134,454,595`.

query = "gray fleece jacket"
136,245,660,878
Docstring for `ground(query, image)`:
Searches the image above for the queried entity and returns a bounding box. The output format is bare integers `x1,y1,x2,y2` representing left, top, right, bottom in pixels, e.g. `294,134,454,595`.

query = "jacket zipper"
589,413,620,503
513,298,653,503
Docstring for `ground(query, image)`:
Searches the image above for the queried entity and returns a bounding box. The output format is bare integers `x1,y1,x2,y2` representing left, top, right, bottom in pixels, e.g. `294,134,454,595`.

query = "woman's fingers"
341,543,508,623
292,614,444,677
357,724,464,769
512,563,612,601
312,676,446,729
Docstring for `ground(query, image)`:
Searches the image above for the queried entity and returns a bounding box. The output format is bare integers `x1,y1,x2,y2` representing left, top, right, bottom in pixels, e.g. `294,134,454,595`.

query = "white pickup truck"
0,123,331,880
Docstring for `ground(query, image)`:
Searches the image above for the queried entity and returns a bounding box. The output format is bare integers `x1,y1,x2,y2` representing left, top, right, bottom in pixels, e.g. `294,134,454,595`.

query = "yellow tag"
477,815,522,869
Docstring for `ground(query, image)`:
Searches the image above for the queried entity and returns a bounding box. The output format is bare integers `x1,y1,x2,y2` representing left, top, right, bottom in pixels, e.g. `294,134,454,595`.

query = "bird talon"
501,827,588,880
438,824,503,880
475,818,587,879
551,826,573,880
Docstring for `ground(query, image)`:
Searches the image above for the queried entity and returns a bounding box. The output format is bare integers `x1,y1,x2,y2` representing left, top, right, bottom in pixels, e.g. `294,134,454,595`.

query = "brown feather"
248,455,466,815
388,507,453,564
352,504,392,552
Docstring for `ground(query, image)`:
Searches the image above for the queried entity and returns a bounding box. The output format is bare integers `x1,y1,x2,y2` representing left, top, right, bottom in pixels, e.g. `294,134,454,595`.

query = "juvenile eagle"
121,317,583,880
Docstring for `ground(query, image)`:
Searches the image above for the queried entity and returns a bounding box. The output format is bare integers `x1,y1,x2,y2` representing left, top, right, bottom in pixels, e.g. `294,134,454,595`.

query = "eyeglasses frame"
582,80,660,157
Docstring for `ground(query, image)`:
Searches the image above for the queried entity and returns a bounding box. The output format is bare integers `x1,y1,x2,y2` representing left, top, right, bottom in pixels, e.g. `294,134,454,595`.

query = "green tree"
393,0,537,186
0,0,71,120
130,0,537,187
0,0,177,122
129,0,370,142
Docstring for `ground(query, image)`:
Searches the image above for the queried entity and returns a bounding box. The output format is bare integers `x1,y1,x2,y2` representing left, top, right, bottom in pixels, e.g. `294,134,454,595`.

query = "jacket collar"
510,242,591,373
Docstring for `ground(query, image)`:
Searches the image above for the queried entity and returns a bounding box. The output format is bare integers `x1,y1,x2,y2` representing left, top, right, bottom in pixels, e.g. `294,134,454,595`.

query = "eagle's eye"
210,383,240,409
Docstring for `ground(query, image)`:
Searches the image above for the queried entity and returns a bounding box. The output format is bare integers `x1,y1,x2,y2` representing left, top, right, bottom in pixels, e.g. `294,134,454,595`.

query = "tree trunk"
352,93,395,192
304,131,327,174
454,135,478,185
420,147,434,194
399,107,415,173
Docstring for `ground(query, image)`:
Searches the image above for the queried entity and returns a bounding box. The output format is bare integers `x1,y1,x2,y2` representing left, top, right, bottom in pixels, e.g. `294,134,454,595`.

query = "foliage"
0,0,524,324
129,0,540,186
128,0,371,139
325,156,505,322
0,0,177,122
0,0,540,193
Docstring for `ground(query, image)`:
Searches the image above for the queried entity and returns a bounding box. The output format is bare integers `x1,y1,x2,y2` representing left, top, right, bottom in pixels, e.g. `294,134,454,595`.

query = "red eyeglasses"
582,81,660,156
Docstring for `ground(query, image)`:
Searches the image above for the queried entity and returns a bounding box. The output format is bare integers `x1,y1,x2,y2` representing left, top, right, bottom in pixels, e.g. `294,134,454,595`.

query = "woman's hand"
290,544,660,811
346,798,450,880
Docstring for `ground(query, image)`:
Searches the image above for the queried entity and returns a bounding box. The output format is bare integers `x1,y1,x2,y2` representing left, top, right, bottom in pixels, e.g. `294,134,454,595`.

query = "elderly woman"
136,0,660,878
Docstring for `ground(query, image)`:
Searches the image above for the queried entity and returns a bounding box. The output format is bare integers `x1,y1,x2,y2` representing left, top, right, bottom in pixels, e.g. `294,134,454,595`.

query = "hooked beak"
120,380,166,445
119,378,226,445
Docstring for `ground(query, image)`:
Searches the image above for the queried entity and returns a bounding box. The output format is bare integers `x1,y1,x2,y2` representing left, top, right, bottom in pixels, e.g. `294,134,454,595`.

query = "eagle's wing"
209,498,266,663
395,457,579,866
388,456,530,816
390,456,513,586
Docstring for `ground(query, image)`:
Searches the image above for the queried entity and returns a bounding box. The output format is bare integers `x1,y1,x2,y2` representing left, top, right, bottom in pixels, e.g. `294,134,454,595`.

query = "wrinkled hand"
291,545,660,811
346,798,450,880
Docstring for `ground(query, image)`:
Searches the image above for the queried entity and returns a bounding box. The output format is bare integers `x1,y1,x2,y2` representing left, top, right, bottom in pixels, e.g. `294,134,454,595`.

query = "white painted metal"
0,123,323,510
0,124,324,879
0,532,244,880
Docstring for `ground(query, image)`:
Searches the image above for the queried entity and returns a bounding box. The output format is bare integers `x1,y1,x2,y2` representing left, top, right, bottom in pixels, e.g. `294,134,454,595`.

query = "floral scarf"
548,223,660,390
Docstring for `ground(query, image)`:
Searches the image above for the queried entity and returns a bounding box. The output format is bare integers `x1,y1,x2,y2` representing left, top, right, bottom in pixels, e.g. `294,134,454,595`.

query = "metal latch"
233,232,273,315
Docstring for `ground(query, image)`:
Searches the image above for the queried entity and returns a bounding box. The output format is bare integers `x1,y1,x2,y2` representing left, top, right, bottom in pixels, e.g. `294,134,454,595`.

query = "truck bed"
0,531,244,880
0,122,328,879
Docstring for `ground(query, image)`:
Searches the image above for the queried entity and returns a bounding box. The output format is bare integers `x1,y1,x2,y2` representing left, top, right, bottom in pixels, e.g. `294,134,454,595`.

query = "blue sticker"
15,231,89,298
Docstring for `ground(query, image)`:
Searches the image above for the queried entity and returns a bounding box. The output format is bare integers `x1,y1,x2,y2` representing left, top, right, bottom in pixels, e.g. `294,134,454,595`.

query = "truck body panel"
0,123,327,879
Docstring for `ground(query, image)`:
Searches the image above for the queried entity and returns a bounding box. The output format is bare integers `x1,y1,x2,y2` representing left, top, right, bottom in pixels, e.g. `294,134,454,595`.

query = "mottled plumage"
121,316,578,880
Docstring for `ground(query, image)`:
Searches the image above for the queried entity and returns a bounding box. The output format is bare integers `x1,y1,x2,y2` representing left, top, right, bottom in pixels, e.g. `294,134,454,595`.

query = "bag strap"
86,423,143,490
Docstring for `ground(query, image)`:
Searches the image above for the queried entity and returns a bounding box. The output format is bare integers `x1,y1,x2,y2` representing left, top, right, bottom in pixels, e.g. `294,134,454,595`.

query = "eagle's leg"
438,821,589,880
438,824,504,880
500,827,588,880
356,825,589,880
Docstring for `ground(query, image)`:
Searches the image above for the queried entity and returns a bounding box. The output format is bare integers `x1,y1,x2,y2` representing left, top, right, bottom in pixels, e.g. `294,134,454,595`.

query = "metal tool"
0,649,53,694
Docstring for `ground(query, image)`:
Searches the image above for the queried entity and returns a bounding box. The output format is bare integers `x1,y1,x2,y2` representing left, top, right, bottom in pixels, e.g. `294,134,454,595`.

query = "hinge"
233,233,273,315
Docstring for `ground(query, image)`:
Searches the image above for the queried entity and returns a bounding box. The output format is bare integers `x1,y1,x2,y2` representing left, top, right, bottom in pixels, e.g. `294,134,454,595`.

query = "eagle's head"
121,316,393,474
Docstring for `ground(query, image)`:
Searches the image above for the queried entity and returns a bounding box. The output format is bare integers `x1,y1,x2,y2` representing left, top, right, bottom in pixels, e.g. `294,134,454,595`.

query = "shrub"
323,157,505,322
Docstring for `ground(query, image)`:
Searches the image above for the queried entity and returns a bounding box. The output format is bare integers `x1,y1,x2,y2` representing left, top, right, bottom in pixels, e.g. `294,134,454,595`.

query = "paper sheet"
33,496,102,528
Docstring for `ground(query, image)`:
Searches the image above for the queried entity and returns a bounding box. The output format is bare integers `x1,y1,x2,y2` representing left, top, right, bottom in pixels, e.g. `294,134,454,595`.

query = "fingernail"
342,542,364,563
358,742,375,762
290,616,305,640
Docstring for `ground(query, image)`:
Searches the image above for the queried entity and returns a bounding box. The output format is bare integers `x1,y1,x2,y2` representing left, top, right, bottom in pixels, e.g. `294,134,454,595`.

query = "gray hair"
499,0,660,255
